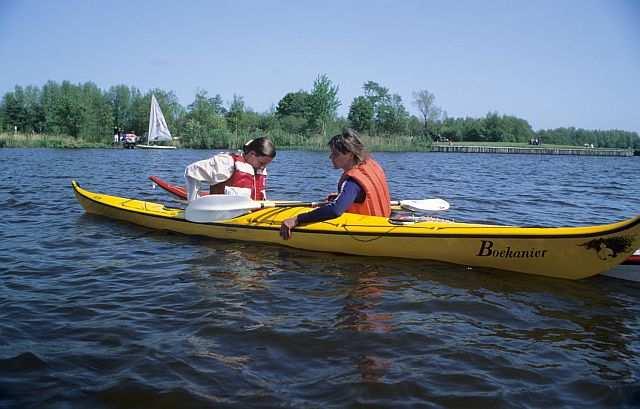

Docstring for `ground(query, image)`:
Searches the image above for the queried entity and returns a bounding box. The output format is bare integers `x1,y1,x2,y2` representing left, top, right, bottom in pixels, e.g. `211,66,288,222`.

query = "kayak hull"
73,181,640,280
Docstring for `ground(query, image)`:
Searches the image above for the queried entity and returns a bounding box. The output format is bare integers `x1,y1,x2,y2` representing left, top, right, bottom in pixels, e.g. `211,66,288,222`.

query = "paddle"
393,199,449,212
185,195,450,222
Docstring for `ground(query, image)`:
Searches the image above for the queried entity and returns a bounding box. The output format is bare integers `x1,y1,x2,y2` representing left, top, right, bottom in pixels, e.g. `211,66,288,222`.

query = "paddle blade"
184,194,257,222
398,198,450,212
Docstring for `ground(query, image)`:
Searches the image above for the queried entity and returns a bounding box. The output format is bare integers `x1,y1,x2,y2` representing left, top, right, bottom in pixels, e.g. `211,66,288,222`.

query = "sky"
1,0,639,133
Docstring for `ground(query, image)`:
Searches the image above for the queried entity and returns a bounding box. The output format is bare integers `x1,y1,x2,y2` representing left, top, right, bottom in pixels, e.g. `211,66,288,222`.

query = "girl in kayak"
184,137,276,202
280,128,391,240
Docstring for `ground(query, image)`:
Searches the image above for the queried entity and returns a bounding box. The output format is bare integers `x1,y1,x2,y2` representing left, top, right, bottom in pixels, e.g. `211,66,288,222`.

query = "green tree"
363,81,391,109
360,81,412,136
483,112,504,142
463,117,487,141
362,81,391,135
106,85,137,133
377,94,409,135
407,115,423,138
307,74,340,136
259,105,280,133
0,85,46,133
347,96,373,132
412,89,441,137
41,81,63,134
0,100,4,131
274,91,309,134
78,82,112,141
182,90,227,146
226,94,245,137
1,86,28,132
54,81,85,138
502,115,534,143
186,90,226,127
275,91,309,118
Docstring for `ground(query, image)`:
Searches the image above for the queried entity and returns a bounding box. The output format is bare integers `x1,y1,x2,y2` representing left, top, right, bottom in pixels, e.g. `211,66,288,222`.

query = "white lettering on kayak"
477,240,548,258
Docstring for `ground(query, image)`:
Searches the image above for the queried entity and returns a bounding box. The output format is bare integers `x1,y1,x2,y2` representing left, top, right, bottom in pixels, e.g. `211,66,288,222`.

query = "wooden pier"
431,144,633,157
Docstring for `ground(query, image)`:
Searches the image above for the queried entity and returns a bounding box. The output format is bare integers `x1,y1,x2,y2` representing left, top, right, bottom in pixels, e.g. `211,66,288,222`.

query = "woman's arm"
280,179,363,239
297,180,362,223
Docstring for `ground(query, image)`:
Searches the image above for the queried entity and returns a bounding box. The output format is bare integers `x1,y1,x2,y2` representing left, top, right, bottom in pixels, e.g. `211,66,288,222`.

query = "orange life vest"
338,158,391,217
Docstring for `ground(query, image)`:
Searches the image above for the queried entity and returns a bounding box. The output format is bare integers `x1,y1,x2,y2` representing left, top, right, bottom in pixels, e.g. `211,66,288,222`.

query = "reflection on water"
337,272,393,334
336,271,393,383
1,149,639,407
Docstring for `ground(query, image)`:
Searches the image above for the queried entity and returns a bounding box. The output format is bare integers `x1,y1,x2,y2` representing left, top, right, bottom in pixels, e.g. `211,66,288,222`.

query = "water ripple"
1,149,639,408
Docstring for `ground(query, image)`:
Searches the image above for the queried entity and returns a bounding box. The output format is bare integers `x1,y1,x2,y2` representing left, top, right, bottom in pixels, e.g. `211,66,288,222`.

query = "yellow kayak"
72,181,640,280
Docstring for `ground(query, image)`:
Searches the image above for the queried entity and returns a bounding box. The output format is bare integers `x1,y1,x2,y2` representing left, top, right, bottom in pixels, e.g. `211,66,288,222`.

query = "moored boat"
136,95,177,149
137,144,176,150
72,181,640,280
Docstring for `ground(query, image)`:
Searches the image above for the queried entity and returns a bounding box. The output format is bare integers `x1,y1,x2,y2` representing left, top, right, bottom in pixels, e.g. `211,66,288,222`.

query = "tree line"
1,76,638,150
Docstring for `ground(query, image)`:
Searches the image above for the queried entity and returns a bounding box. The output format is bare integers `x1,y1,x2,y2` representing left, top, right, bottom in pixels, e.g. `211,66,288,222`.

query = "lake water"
1,148,639,408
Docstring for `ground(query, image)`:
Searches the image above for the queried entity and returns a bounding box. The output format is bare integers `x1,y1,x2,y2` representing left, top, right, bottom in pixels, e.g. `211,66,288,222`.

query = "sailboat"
137,94,177,149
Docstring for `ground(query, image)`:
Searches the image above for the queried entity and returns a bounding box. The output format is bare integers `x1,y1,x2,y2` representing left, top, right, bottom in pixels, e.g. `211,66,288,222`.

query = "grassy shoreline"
1,132,633,152
0,132,109,148
0,132,434,151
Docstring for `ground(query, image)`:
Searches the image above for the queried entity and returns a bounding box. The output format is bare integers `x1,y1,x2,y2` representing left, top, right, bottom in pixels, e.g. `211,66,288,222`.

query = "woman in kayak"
280,128,391,240
184,137,276,202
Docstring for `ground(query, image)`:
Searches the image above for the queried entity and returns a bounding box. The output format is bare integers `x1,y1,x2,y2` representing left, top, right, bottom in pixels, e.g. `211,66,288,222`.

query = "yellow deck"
72,181,640,280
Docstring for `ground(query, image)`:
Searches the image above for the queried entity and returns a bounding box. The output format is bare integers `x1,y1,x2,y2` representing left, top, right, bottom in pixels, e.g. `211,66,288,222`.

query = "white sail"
147,95,172,142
